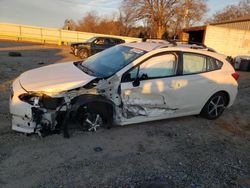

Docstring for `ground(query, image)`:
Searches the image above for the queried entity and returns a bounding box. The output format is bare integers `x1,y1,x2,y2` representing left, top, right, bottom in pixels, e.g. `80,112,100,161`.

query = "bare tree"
208,0,250,23
74,12,124,36
121,0,207,39
76,11,100,33
122,0,180,38
118,5,136,36
170,0,207,38
69,0,207,38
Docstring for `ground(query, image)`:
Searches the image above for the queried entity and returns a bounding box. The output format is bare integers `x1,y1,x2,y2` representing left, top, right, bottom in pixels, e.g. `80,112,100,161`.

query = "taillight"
232,72,240,81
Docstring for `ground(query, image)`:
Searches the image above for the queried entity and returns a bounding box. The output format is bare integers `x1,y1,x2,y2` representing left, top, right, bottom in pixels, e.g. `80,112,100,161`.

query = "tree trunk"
156,24,165,39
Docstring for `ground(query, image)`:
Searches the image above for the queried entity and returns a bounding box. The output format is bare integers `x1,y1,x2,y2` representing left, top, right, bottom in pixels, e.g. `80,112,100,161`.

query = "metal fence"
0,23,141,45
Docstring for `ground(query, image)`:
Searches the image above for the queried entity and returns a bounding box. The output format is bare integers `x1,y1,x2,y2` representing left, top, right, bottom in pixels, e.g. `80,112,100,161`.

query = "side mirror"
132,77,140,87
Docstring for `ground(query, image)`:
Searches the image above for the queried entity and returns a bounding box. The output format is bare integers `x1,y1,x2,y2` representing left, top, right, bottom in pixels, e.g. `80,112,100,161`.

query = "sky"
0,0,242,28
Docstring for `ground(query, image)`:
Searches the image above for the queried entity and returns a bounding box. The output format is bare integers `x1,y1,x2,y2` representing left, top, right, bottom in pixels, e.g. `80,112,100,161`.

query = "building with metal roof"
181,16,250,57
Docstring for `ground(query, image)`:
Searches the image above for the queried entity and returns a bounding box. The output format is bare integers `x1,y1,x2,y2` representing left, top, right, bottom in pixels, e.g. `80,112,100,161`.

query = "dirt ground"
0,41,250,188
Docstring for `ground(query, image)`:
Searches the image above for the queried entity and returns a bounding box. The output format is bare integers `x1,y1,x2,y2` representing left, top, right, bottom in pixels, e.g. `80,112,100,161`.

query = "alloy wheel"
82,112,103,132
208,95,225,118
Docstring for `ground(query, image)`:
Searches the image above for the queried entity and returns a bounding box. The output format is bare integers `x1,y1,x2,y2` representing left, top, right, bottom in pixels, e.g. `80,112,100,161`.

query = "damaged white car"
10,41,239,137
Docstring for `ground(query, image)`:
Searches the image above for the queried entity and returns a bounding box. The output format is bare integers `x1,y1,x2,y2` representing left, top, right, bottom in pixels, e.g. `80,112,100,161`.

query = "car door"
105,38,115,48
91,37,106,54
120,52,183,118
172,52,223,113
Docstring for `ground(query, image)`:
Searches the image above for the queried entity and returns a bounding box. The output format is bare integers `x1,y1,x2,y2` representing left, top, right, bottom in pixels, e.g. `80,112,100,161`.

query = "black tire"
77,106,105,132
200,92,228,120
78,48,89,59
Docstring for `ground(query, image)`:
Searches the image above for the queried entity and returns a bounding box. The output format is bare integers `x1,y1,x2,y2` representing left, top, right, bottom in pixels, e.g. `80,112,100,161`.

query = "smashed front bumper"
9,78,57,134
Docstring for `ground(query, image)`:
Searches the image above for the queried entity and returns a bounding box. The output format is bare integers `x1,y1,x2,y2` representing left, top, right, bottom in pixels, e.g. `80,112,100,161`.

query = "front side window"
122,53,177,82
138,54,177,79
94,38,105,45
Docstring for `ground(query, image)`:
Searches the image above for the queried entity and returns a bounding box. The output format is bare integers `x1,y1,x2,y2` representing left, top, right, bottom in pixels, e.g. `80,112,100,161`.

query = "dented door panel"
121,77,180,119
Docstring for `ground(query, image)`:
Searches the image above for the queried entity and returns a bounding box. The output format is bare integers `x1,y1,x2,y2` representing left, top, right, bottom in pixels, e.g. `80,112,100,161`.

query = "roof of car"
122,41,227,60
121,41,168,51
123,40,217,52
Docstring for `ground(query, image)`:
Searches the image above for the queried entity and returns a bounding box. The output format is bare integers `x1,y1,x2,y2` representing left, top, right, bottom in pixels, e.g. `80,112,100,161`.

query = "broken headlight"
19,93,41,106
19,93,64,110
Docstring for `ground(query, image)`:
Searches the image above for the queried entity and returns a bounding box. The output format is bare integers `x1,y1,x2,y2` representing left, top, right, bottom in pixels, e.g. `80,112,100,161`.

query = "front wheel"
78,48,89,59
200,92,227,120
78,107,105,132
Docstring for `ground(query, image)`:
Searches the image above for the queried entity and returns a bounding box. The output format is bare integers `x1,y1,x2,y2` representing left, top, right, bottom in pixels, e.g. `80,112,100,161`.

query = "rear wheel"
200,92,227,120
78,48,89,59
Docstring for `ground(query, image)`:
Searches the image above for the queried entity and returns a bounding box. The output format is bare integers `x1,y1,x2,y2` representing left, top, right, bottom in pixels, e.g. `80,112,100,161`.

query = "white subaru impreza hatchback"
9,41,239,137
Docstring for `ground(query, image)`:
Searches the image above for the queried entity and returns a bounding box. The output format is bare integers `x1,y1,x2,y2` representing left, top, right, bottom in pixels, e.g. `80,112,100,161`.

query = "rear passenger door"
104,38,114,48
175,52,223,113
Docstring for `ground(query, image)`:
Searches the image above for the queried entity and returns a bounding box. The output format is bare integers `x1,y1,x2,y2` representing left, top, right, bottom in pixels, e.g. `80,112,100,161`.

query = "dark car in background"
70,36,125,59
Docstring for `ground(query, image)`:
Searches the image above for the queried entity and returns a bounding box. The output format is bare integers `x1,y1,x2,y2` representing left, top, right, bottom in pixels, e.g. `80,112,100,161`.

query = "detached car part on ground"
70,36,125,59
10,41,239,137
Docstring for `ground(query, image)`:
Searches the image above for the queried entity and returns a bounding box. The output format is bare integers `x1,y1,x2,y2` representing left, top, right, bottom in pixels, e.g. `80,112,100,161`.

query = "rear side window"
207,57,223,71
118,39,125,44
107,38,115,44
183,53,206,74
183,53,223,75
108,38,123,44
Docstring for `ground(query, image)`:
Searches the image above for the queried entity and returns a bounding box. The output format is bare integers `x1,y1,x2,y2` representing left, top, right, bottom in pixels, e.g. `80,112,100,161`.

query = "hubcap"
83,113,103,132
80,51,88,59
208,95,225,118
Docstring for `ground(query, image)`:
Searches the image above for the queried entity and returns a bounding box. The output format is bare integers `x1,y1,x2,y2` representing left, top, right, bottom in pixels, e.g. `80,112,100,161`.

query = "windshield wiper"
79,64,95,76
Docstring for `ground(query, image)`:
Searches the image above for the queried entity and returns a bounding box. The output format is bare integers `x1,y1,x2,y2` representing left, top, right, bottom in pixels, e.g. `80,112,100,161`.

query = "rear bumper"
228,85,238,107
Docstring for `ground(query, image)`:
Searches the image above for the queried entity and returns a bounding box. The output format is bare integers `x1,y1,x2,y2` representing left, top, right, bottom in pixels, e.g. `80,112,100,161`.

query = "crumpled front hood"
19,62,95,93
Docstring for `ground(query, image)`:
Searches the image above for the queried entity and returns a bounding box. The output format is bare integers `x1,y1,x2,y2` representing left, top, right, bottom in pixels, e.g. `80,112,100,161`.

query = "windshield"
80,45,146,77
85,37,96,43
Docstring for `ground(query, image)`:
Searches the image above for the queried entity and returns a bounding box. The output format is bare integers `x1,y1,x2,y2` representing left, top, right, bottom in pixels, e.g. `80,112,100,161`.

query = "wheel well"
215,91,230,106
78,101,114,125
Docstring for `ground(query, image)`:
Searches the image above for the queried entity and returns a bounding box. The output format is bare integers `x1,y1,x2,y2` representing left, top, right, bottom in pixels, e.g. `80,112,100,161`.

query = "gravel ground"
0,41,250,188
